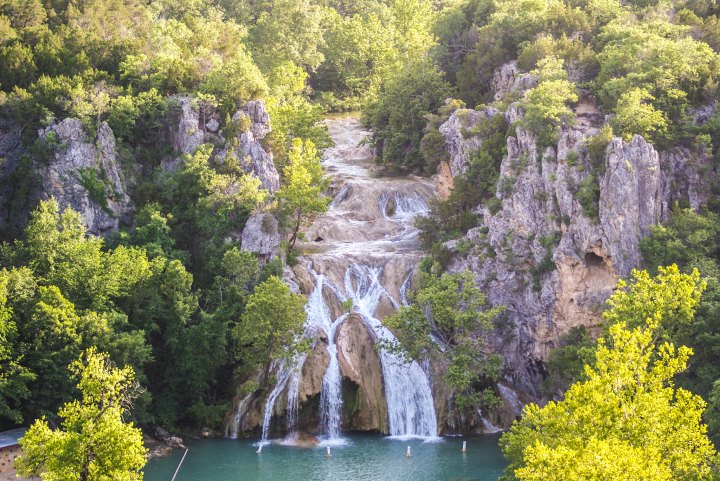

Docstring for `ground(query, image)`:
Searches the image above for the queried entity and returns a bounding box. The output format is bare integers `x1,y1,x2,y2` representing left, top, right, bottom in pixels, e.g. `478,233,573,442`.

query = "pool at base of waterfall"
144,433,507,481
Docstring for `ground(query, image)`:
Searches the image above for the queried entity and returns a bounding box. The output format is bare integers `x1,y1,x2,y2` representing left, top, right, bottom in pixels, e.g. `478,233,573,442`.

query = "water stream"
297,117,439,439
247,116,440,443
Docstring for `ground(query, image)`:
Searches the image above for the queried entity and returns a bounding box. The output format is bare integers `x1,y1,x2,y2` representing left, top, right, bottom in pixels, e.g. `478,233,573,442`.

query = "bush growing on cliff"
519,56,578,145
385,270,505,410
611,88,668,143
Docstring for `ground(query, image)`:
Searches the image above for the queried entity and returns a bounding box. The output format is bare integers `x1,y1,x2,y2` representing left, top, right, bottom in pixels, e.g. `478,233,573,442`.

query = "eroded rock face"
492,61,538,102
171,97,206,155
168,97,280,194
336,314,388,433
37,119,133,235
222,101,279,194
240,212,280,260
439,107,499,178
599,135,662,276
300,341,330,403
439,102,713,403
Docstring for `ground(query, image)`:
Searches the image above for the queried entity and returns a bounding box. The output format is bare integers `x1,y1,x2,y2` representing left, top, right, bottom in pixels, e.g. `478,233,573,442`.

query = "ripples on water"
144,434,506,481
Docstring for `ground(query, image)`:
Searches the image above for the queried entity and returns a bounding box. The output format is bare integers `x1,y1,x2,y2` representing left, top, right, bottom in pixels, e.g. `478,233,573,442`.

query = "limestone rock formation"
492,61,538,102
439,107,499,178
438,101,713,402
169,97,280,194
336,314,388,432
171,97,206,156
240,212,280,260
37,119,133,236
220,101,279,194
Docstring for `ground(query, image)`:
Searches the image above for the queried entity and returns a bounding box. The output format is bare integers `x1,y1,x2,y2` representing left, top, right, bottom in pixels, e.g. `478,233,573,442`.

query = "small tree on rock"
276,138,330,248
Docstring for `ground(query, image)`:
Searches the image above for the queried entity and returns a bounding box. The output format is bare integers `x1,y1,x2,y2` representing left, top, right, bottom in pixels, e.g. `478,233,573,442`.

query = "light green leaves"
16,348,146,481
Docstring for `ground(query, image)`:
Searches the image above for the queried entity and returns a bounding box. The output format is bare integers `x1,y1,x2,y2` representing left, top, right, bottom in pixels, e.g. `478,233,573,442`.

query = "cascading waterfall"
305,274,346,440
245,116,441,443
259,362,292,444
344,264,438,438
226,394,252,439
319,330,343,438
285,360,304,432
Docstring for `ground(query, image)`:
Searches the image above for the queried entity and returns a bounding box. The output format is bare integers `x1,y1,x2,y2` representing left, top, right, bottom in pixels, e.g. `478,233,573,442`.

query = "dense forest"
0,0,720,479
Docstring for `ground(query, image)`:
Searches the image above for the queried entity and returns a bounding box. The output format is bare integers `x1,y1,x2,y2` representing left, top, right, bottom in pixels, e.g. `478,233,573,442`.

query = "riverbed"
143,434,507,481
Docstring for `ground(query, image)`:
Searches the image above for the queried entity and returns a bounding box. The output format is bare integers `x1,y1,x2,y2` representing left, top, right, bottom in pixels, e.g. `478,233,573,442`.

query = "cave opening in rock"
584,251,606,268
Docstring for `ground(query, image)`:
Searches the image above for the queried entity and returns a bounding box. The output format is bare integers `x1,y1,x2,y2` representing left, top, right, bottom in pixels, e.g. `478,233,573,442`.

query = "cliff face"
0,97,279,237
37,119,133,236
439,62,714,402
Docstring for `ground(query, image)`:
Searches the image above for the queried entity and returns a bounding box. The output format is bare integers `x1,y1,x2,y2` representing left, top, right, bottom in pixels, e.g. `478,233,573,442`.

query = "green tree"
234,276,307,370
500,269,716,481
640,208,720,442
251,0,328,73
611,88,668,143
520,56,578,144
0,269,34,424
16,348,146,481
276,138,330,247
386,269,504,409
364,59,454,173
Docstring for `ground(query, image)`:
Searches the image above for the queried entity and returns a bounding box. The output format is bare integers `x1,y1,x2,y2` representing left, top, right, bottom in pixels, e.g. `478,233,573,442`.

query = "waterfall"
285,360,304,432
247,116,440,442
344,264,438,438
226,394,252,439
497,384,524,418
479,410,503,433
259,362,292,444
306,273,346,441
319,336,343,438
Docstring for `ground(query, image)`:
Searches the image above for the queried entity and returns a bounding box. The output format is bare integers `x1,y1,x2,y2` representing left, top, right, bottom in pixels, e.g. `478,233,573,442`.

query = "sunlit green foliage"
276,138,331,247
234,276,308,370
520,56,578,144
385,269,505,410
16,348,146,481
501,269,716,481
364,59,454,173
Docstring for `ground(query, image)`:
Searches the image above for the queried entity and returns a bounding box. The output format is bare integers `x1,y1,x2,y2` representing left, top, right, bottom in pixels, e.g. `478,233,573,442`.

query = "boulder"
240,213,280,259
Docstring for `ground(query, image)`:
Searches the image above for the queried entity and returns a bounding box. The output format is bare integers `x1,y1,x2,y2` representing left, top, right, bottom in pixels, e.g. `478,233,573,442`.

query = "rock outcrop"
218,101,280,194
37,119,133,236
240,212,281,260
438,78,713,402
439,107,500,178
492,61,538,102
171,97,207,156
336,314,388,432
170,97,280,194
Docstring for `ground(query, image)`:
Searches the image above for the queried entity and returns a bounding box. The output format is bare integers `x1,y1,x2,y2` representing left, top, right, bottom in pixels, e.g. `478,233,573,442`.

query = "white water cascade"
245,116,440,443
306,274,347,440
344,264,438,438
258,362,291,444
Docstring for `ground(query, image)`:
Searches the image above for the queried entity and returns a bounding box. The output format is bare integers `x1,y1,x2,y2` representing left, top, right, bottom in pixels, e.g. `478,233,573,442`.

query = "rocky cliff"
0,97,279,238
438,62,714,403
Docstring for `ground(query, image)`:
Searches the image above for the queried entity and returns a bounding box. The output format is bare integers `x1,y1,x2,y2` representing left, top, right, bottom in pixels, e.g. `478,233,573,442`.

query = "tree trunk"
289,208,303,248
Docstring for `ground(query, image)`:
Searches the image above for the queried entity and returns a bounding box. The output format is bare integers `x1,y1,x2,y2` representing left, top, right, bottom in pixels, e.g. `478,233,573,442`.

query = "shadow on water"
144,433,507,481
